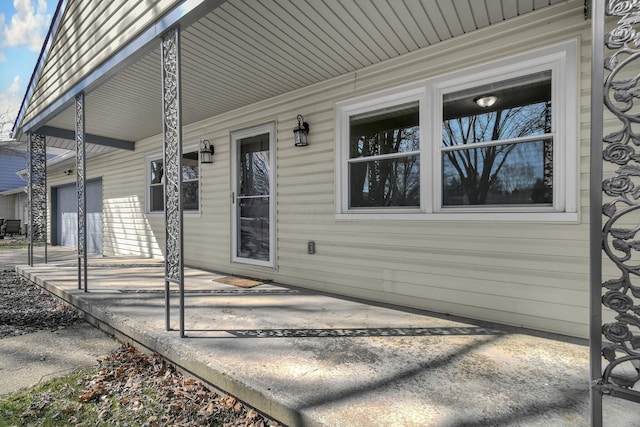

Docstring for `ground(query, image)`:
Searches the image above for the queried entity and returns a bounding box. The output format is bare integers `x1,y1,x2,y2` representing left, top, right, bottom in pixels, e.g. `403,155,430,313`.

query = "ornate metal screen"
161,26,185,337
592,1,640,424
76,93,87,292
28,133,47,266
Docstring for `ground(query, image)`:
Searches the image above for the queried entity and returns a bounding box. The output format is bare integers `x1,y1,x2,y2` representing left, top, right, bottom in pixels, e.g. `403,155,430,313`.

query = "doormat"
214,276,264,288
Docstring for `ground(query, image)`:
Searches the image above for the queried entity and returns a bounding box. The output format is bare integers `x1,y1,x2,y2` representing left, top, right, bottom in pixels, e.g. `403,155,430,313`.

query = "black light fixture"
200,139,214,164
293,114,310,147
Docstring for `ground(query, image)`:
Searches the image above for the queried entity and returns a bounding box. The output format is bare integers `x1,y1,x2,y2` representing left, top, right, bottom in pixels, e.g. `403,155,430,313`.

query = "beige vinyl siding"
44,3,596,337
46,138,163,259
222,4,588,338
22,0,180,126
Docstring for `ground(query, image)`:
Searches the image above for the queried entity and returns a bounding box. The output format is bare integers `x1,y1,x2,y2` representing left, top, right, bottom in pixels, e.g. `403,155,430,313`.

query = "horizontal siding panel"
383,280,586,323
278,244,587,276
381,269,587,306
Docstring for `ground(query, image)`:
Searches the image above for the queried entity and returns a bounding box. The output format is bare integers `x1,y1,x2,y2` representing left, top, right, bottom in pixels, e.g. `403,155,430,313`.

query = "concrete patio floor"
12,247,639,426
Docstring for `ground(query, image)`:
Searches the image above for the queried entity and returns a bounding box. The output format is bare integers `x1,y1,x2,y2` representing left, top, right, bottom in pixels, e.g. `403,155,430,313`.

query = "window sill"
335,211,578,223
146,211,202,218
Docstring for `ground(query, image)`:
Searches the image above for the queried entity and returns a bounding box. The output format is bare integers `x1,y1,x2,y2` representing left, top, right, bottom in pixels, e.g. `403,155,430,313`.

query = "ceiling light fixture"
474,95,498,108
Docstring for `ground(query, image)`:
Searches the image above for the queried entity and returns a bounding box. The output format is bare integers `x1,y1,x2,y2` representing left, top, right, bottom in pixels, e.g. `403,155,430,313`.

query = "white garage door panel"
56,180,102,253
61,212,77,247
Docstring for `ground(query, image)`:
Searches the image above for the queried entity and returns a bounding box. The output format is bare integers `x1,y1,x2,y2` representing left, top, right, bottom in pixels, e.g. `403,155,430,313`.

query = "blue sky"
0,0,57,139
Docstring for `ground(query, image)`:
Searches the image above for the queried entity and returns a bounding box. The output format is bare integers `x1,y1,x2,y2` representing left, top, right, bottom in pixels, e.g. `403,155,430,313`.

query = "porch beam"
35,125,135,151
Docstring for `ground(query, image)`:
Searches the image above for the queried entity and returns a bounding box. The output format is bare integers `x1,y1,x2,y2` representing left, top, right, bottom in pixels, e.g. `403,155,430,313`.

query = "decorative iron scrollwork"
161,26,183,284
601,0,640,393
29,133,46,243
76,93,86,256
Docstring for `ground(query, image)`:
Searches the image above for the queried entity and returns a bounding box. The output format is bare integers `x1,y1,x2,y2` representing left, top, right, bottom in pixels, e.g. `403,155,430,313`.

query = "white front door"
231,123,276,267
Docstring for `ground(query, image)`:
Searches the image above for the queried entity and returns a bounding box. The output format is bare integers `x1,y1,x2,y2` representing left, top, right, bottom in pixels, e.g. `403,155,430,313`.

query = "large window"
441,71,553,208
336,41,577,221
147,149,200,213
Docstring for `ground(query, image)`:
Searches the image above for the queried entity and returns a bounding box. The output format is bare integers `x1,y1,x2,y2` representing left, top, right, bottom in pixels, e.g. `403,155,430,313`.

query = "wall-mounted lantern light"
473,95,498,108
200,139,214,164
293,114,310,147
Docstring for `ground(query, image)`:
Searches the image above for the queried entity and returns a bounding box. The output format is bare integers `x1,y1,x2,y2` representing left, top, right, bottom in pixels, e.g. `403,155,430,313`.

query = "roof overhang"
14,0,579,154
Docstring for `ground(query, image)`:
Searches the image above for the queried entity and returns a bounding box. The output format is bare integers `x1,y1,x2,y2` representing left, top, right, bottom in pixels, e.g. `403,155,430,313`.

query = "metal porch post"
76,93,87,292
161,26,185,337
591,0,640,424
27,133,47,266
590,1,605,425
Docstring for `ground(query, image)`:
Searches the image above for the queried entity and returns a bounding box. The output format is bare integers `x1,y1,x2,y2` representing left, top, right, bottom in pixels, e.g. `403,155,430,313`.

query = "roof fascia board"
17,0,226,138
35,125,135,151
0,186,27,196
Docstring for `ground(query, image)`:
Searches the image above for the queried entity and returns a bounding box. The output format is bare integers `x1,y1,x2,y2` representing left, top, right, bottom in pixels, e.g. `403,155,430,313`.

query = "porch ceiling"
37,0,568,153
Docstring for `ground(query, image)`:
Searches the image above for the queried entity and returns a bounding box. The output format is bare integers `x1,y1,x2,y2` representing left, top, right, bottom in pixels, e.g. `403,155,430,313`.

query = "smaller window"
147,149,200,213
349,102,421,208
149,159,164,212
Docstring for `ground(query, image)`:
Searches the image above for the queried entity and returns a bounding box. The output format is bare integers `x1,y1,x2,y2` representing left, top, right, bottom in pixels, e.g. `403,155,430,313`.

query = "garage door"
55,179,102,253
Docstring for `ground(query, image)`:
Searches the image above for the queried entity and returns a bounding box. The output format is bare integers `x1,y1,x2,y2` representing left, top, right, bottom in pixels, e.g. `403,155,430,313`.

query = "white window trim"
145,142,201,217
336,87,426,215
335,40,578,222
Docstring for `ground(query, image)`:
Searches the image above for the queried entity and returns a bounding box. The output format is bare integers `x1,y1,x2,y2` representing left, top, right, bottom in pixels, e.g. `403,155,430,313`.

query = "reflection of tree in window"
349,102,420,208
240,136,269,197
148,151,199,211
182,151,199,210
442,72,552,206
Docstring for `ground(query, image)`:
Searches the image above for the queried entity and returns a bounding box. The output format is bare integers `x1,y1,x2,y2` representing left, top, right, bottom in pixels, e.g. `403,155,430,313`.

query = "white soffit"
39,0,569,151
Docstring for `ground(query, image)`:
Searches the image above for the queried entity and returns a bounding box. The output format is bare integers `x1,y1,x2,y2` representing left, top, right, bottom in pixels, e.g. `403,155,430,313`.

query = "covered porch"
14,249,636,426
11,0,640,423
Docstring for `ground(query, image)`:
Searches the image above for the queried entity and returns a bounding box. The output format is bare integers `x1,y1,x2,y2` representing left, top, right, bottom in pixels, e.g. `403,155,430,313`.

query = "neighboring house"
0,150,27,231
12,0,601,338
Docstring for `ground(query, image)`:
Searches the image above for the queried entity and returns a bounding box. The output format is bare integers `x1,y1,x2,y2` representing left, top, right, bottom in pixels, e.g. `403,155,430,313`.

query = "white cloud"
0,75,22,139
3,0,50,51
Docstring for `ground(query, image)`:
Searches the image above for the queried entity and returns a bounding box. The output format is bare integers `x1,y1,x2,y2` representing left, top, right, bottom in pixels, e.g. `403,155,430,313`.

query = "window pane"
350,155,420,208
150,185,163,211
238,197,270,261
183,181,199,210
182,151,199,180
443,102,550,147
350,102,419,159
149,152,200,212
240,134,270,196
150,160,163,184
442,140,553,206
443,71,551,147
